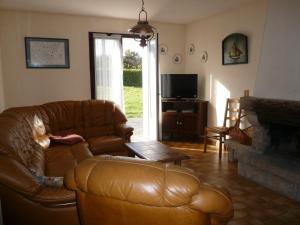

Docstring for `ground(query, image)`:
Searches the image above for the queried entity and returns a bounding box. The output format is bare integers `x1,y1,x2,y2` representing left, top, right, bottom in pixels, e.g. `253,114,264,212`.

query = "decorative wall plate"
188,44,195,55
200,51,208,63
159,44,168,55
172,54,182,64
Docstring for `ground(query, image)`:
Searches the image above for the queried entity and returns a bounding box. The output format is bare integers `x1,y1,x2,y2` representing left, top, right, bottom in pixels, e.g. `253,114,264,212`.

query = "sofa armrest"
64,169,77,191
32,186,76,207
0,156,41,197
190,184,233,225
115,123,134,142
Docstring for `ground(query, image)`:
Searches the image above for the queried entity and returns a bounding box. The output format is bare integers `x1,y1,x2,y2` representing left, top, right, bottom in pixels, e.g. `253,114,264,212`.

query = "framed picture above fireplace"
222,33,248,65
25,37,70,69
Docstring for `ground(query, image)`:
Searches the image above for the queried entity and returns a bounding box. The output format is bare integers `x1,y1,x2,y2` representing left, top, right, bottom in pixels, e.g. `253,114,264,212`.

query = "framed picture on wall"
222,33,248,65
25,37,70,68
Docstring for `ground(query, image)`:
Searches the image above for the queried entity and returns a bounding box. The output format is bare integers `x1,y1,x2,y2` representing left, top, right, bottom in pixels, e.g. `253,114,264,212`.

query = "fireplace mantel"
240,96,300,127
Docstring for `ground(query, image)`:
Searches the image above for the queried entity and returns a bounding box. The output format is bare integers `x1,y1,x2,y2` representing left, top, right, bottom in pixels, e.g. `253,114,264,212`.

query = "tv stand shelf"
161,99,208,141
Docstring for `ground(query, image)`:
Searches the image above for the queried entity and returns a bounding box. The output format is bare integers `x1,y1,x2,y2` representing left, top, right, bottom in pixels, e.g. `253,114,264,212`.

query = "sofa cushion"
83,125,115,139
82,100,115,138
42,101,84,135
45,142,92,177
87,136,126,155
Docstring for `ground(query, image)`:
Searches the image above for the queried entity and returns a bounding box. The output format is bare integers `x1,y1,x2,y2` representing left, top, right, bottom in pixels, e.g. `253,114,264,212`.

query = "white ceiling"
0,0,256,24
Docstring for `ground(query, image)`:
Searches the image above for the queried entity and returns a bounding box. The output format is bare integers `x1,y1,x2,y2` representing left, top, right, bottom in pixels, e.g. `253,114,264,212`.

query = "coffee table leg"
128,150,135,157
174,160,181,166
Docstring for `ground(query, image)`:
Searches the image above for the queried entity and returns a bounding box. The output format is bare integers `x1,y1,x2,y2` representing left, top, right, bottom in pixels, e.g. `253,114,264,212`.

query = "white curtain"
94,34,124,110
142,37,158,140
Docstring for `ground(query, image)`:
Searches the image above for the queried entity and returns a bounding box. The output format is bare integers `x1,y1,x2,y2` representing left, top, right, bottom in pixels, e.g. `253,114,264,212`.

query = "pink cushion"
50,134,85,145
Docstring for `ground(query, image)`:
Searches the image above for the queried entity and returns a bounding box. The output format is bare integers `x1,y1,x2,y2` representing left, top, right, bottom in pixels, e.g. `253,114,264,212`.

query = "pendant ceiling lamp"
129,0,156,47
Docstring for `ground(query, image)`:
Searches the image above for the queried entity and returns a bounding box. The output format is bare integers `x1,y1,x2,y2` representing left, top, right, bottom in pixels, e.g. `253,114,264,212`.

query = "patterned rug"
164,141,300,225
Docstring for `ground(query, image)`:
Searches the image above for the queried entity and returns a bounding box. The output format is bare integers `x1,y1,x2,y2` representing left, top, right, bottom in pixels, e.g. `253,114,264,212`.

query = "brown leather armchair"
65,155,234,225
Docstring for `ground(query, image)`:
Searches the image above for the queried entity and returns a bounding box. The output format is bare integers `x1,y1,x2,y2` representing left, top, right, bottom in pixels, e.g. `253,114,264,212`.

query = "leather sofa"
65,155,234,225
0,100,133,225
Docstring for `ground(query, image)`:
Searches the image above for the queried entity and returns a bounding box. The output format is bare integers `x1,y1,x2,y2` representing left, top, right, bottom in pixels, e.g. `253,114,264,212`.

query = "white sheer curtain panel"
94,34,124,111
142,38,158,140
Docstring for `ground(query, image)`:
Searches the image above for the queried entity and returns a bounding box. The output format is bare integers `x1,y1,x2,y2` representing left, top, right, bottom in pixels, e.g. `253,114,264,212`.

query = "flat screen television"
161,74,198,99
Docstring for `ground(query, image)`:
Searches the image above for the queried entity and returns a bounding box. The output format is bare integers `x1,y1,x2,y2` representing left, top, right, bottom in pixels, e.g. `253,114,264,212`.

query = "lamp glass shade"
129,21,156,36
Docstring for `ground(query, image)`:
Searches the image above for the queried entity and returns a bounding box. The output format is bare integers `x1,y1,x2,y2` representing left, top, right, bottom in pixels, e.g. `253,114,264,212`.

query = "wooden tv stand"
161,99,208,141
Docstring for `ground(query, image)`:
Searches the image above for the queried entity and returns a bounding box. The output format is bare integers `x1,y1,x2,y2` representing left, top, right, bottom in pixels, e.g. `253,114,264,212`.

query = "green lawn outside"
124,86,142,118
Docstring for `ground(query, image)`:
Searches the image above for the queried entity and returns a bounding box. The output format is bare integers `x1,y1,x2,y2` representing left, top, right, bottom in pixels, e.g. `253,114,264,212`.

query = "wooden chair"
227,108,253,145
203,98,240,158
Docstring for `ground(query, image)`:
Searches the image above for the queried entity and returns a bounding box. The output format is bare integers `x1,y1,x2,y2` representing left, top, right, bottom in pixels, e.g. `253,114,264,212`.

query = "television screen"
161,74,198,99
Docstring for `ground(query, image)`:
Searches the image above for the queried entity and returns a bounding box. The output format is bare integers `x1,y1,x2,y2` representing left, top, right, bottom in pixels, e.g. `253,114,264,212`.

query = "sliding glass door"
90,33,159,141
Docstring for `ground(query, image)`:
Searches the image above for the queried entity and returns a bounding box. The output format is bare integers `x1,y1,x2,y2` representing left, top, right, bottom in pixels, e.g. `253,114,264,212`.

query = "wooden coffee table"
125,141,190,165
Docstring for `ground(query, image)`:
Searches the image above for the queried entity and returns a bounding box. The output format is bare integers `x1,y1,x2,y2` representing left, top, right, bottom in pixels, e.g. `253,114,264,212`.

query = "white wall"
158,23,185,74
0,10,185,109
254,0,300,100
185,0,267,126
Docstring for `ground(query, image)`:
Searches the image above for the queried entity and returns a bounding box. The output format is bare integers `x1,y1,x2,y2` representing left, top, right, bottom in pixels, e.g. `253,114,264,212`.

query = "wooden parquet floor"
164,141,300,225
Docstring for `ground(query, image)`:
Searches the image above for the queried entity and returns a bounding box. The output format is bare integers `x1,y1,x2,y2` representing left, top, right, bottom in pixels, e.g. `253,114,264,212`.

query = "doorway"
89,33,159,141
122,38,143,141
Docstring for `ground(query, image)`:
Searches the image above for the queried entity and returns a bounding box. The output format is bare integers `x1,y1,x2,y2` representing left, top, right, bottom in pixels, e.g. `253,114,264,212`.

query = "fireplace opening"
264,123,300,158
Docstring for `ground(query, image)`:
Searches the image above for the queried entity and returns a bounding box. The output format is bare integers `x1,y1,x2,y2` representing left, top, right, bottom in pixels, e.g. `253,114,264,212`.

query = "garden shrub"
123,69,142,87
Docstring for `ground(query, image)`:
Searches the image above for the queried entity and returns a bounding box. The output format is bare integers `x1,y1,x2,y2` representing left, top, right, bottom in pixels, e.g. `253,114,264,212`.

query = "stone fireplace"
226,96,300,202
